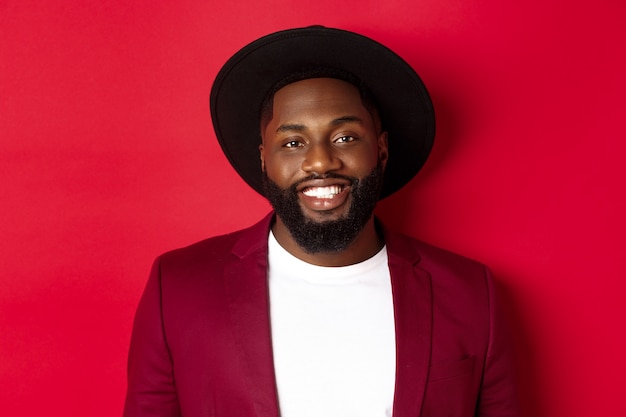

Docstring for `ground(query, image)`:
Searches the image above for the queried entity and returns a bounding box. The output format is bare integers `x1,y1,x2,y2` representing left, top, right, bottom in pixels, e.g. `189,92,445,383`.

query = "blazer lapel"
386,230,433,417
224,215,280,417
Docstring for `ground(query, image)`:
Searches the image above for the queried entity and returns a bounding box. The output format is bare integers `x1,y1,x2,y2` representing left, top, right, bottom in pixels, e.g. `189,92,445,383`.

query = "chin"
263,166,384,254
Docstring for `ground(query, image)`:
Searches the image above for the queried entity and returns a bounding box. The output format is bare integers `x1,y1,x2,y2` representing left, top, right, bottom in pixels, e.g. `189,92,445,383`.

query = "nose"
301,142,342,175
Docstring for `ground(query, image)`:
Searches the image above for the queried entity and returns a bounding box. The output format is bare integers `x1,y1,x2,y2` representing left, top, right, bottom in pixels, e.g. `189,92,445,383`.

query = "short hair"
259,67,383,135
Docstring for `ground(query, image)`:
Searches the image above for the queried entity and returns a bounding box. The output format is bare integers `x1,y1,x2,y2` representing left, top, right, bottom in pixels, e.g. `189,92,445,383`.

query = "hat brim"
210,26,435,199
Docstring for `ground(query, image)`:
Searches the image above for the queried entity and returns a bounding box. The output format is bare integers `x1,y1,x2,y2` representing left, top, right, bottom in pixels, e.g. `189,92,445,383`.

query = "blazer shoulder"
385,227,491,304
416,239,486,274
156,214,272,276
386,228,486,274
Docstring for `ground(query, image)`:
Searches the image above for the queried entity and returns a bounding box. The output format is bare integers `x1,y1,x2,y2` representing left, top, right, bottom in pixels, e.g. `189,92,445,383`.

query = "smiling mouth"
301,185,345,199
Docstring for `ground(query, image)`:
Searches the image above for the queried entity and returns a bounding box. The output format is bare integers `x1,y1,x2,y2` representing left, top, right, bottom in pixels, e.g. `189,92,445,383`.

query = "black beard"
262,166,384,254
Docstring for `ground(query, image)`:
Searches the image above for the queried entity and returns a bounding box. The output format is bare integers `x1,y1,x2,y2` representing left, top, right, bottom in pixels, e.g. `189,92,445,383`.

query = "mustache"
289,173,358,191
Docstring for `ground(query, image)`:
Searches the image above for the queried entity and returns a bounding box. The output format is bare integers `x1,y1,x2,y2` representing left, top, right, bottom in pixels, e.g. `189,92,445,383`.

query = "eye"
283,139,304,148
334,135,356,143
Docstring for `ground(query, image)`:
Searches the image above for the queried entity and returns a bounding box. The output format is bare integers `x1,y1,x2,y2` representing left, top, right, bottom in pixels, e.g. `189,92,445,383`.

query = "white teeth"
302,185,342,199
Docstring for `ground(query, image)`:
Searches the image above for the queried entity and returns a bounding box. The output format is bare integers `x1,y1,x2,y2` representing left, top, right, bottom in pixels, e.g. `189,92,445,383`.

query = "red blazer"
124,213,519,417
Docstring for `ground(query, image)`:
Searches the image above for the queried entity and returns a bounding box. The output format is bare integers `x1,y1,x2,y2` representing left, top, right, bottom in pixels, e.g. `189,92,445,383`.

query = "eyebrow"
330,115,363,126
275,116,364,134
276,124,306,134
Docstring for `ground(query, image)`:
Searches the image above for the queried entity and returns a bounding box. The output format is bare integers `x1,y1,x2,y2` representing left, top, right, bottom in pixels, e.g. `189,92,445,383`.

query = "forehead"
271,77,368,120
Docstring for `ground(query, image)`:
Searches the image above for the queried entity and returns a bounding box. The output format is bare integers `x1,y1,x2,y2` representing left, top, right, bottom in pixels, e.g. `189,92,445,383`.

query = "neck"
271,216,384,267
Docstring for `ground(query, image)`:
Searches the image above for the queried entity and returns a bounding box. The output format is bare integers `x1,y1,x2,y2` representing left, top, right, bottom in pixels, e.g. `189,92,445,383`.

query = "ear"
259,144,266,172
378,131,389,171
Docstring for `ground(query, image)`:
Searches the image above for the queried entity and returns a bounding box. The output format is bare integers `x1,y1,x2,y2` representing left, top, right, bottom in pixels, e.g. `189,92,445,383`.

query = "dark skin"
259,78,389,267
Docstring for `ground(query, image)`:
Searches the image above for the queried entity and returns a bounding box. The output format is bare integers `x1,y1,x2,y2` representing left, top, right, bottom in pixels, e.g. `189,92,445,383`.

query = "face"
259,77,388,253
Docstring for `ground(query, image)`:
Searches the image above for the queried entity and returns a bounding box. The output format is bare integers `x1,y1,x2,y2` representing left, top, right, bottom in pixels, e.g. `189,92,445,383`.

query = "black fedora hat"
210,26,435,199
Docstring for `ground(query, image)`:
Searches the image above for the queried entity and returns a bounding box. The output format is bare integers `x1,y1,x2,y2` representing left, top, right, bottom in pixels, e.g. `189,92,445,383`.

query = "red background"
1,1,624,415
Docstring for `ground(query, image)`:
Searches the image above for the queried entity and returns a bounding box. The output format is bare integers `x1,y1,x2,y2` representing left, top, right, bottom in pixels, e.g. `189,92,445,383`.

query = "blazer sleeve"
123,258,181,417
477,266,521,417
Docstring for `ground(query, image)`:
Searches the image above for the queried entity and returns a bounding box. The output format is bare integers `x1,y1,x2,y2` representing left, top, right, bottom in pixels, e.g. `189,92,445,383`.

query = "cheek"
264,155,299,185
344,148,381,173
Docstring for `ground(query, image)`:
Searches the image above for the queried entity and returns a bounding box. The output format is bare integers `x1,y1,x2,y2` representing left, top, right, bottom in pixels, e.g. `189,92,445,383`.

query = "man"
124,27,519,417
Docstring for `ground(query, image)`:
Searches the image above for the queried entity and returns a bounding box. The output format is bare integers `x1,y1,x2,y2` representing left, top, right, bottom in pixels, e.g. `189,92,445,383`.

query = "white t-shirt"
268,232,396,417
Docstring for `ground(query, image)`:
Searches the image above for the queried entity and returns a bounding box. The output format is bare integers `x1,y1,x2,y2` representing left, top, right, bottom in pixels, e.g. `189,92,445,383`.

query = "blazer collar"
226,213,433,417
231,212,274,259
